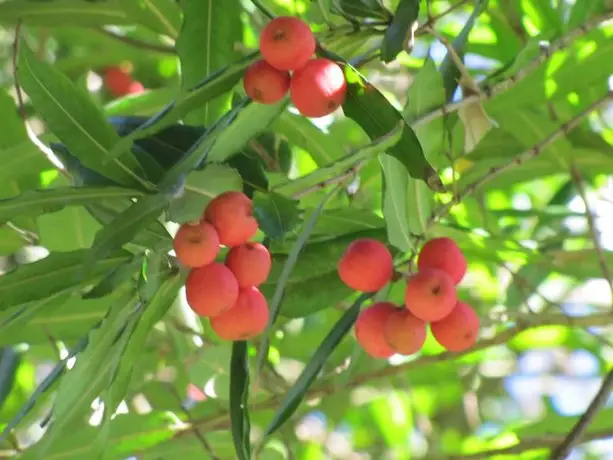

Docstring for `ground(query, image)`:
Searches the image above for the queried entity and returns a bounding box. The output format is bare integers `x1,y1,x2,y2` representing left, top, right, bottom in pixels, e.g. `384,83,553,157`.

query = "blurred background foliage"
0,0,612,459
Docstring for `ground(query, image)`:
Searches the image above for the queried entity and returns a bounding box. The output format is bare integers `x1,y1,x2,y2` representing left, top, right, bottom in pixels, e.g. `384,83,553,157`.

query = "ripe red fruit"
337,238,393,292
225,242,272,288
430,301,480,352
355,302,397,358
259,16,316,71
204,191,259,247
128,81,145,94
185,263,239,317
173,221,220,268
290,59,347,118
383,309,427,356
210,287,270,341
243,60,290,104
103,67,133,97
404,268,457,322
417,237,467,285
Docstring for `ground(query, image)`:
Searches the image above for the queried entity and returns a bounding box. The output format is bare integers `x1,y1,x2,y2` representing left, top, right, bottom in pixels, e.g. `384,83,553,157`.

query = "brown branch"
550,369,613,459
569,164,613,306
94,27,175,54
410,9,613,129
181,311,613,435
426,91,613,226
437,429,613,459
12,22,72,180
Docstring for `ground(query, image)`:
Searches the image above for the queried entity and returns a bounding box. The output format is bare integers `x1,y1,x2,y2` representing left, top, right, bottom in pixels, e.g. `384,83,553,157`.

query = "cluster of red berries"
243,16,347,118
103,66,145,98
172,191,272,341
337,237,480,358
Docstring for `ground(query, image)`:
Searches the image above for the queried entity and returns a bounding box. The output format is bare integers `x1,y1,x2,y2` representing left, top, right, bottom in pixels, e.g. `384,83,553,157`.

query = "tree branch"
569,163,613,306
426,91,613,226
550,369,613,459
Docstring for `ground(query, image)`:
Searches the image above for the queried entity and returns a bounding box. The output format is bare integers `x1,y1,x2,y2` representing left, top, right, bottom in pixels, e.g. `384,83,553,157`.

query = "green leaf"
257,187,340,370
0,90,26,148
0,187,143,224
381,0,419,63
439,0,488,100
312,208,385,236
262,293,372,437
230,341,251,460
177,0,243,126
336,0,390,20
17,42,149,190
86,193,171,267
168,164,243,223
0,348,20,410
253,192,301,240
121,0,182,37
206,99,288,163
0,250,132,310
340,63,444,192
38,206,102,252
109,53,258,159
273,112,345,166
0,0,132,26
463,127,525,160
104,87,177,117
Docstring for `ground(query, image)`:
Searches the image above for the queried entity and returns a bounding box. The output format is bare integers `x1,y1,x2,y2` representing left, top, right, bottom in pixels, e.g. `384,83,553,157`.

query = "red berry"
204,191,259,247
185,263,239,317
337,238,393,292
417,237,467,285
173,221,220,268
225,242,272,288
290,58,347,118
103,67,133,97
259,16,316,71
210,287,270,341
404,268,457,322
383,309,427,356
430,301,480,352
355,302,397,358
243,60,290,104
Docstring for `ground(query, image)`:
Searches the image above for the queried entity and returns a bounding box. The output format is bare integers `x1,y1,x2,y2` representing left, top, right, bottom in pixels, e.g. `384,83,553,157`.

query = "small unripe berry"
173,221,220,268
225,242,272,288
243,60,290,104
204,191,259,247
383,309,427,356
417,237,467,285
430,301,479,352
404,268,457,321
290,59,347,118
185,263,239,317
210,287,270,341
259,16,316,71
354,302,397,358
337,238,393,292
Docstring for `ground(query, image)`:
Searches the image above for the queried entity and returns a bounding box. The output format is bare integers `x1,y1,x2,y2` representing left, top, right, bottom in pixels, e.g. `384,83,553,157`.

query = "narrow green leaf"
263,293,373,437
86,193,171,267
0,250,132,310
17,42,149,190
337,0,391,20
177,0,243,126
440,0,488,100
0,0,132,26
253,192,301,240
340,63,444,192
168,164,243,223
256,186,341,372
108,53,258,159
230,341,251,460
0,348,20,410
272,122,404,197
380,155,413,251
0,187,143,224
104,87,177,117
381,0,419,63
0,90,26,148
121,0,182,37
38,206,102,252
206,99,288,163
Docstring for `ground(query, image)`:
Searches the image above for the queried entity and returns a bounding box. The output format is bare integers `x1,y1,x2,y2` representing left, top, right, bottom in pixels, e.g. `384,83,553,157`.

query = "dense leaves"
1,1,613,459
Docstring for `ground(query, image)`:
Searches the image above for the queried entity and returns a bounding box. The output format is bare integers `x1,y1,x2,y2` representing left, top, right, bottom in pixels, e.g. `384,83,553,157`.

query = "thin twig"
94,27,175,54
550,369,613,459
251,0,275,19
248,139,280,171
290,160,365,199
426,92,613,226
569,163,613,306
12,22,71,180
415,0,471,37
411,10,613,130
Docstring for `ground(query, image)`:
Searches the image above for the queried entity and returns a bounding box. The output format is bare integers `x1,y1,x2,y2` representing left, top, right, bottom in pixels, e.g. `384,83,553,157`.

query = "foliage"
0,0,612,458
